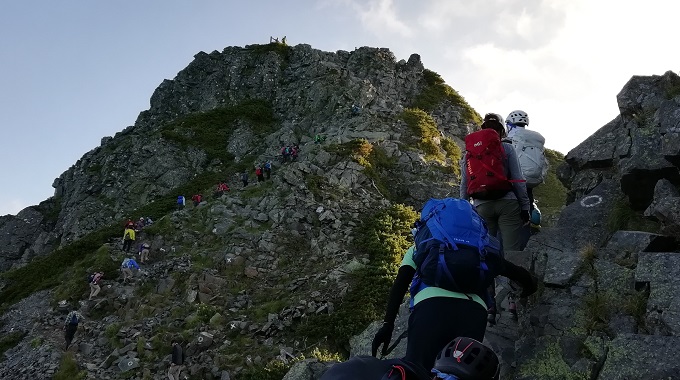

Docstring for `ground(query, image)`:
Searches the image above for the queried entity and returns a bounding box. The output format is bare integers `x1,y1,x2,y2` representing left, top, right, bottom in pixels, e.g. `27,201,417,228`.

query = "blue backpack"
410,198,504,298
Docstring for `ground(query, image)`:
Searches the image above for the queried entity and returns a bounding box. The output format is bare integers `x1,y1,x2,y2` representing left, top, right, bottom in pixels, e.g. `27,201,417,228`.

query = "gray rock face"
560,71,680,210
1,43,475,271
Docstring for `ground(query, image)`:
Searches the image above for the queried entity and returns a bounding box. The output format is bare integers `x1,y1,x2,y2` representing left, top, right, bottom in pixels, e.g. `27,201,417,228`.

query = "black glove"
520,210,530,224
519,274,538,298
371,322,394,357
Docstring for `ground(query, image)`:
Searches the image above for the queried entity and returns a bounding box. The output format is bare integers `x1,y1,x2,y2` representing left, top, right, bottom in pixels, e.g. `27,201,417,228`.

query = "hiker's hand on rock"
520,210,530,225
371,322,394,357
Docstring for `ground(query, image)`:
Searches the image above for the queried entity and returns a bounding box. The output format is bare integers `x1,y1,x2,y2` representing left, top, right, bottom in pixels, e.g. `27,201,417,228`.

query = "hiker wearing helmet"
371,198,537,371
322,337,500,379
505,110,549,244
460,113,530,251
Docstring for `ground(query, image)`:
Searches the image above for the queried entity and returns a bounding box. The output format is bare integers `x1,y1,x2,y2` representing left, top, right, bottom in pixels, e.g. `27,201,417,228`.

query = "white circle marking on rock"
580,195,603,208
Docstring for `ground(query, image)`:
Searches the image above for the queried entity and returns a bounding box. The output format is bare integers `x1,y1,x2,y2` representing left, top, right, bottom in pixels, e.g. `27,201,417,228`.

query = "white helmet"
506,110,529,126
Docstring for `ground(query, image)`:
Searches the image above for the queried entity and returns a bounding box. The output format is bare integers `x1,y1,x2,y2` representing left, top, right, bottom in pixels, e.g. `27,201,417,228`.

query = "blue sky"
1,0,679,216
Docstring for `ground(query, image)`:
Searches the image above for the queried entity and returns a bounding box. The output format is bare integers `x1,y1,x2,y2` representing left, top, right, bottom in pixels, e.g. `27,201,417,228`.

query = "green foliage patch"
160,99,275,163
296,204,417,352
532,149,568,223
607,196,660,233
53,352,86,380
0,331,26,358
413,69,481,125
401,108,445,162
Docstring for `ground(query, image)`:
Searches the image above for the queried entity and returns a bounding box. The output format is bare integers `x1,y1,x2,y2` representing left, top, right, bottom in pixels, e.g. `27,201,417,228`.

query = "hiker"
323,336,500,380
177,195,185,210
351,104,361,116
214,182,230,197
120,257,140,283
371,198,537,371
460,113,530,251
281,36,287,45
255,166,264,183
291,145,299,161
168,339,186,380
191,194,202,207
146,217,154,226
88,271,104,300
124,218,134,230
63,309,84,350
263,161,272,179
134,217,145,232
314,134,325,144
122,226,136,253
280,146,287,162
505,110,548,246
139,242,151,264
240,171,249,188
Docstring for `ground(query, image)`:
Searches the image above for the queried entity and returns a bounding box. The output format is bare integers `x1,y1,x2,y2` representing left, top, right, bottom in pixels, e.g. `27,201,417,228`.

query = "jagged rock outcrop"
559,70,680,210
0,43,476,271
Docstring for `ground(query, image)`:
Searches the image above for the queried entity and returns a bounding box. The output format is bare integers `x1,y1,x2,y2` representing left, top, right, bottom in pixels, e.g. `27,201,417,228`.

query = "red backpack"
464,128,513,200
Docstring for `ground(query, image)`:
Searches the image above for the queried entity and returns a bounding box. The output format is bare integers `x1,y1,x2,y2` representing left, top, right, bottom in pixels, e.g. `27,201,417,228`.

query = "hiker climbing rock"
215,182,230,197
191,194,202,207
255,166,264,183
264,161,272,179
177,195,186,210
240,171,249,188
120,257,140,283
88,271,104,300
122,226,136,253
168,339,186,380
371,198,537,371
460,113,530,251
139,242,150,264
134,217,145,232
505,110,548,247
63,308,84,350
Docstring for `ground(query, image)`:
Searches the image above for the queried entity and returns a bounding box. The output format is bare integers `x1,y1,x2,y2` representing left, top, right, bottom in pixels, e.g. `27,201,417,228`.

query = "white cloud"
349,0,414,38
0,198,28,217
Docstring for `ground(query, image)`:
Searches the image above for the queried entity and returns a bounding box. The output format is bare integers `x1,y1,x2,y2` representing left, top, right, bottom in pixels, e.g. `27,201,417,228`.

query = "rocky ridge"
0,43,479,380
283,71,680,379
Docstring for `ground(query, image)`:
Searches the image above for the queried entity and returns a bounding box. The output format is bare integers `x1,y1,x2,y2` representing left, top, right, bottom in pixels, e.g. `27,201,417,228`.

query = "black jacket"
171,344,184,365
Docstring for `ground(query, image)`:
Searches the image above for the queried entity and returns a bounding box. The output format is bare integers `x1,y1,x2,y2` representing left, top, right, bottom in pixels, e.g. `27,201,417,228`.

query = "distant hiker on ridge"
120,257,140,284
122,226,136,253
88,271,104,300
63,308,84,350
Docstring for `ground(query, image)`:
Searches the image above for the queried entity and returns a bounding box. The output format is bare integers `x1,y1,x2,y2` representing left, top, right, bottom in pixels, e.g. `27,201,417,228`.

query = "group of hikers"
324,110,548,380
63,110,547,379
280,145,299,163
65,218,182,374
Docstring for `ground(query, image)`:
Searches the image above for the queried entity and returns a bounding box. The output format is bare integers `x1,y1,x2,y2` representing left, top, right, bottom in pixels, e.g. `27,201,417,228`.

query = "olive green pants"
475,199,523,251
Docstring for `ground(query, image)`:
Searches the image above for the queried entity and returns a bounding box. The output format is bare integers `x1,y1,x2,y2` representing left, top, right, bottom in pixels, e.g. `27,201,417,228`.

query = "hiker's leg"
92,284,100,298
65,325,77,349
404,297,486,371
497,199,523,251
474,202,499,238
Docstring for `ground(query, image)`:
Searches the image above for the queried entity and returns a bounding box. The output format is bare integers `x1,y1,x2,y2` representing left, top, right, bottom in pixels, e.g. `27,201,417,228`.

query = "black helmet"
432,337,500,380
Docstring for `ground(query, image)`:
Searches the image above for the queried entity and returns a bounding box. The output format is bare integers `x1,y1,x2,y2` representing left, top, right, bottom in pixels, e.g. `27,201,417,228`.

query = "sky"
1,0,679,216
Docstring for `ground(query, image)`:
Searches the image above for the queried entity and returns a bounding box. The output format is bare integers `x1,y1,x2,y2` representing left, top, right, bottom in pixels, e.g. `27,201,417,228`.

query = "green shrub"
413,69,481,125
401,108,446,162
160,99,275,163
532,149,568,221
0,331,26,357
296,204,417,351
53,352,86,380
441,137,462,176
